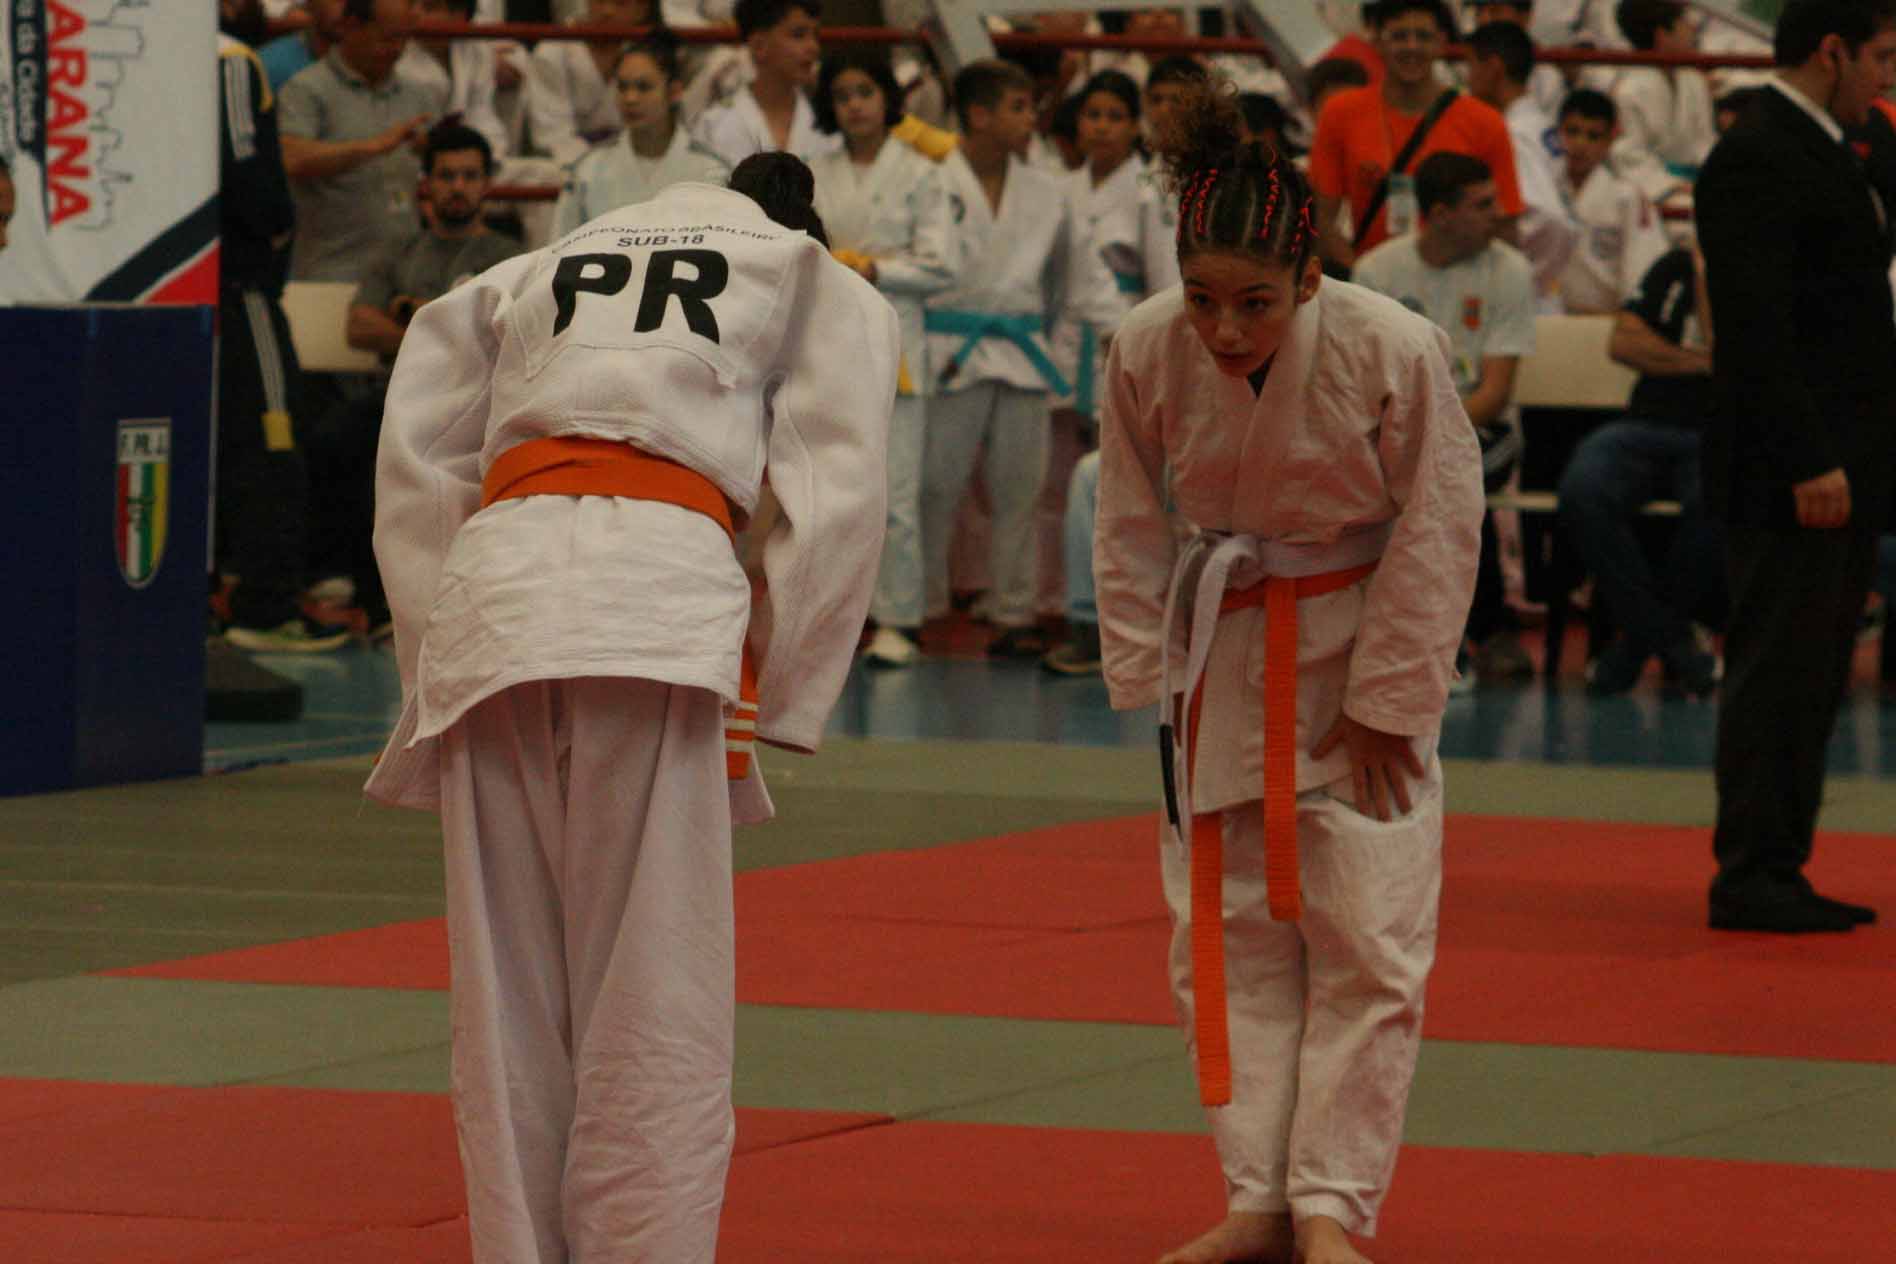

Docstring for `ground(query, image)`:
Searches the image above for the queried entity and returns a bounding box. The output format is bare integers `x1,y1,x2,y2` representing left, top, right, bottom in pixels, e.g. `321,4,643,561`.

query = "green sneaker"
225,617,351,654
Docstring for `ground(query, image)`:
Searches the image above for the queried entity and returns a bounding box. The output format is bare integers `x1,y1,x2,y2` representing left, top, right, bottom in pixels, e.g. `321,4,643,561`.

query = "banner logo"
10,0,145,231
115,418,168,588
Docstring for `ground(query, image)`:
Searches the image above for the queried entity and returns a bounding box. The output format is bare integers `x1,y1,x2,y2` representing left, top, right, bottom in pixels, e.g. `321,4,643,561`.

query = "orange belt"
480,436,759,780
1182,559,1377,1107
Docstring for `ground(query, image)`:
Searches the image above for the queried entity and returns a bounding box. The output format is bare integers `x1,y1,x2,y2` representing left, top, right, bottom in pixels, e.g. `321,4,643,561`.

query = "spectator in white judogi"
1553,87,1669,314
526,0,651,166
1467,20,1579,309
1607,0,1716,203
692,0,839,168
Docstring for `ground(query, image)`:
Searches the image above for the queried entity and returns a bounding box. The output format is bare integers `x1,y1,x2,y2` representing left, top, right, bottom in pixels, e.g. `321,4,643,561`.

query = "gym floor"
2,630,1893,1261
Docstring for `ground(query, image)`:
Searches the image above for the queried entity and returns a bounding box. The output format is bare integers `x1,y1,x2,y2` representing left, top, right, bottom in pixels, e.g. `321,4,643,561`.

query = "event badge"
1386,173,1418,236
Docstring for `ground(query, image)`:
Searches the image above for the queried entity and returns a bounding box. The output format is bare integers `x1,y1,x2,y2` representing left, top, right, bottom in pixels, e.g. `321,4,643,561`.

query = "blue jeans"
1557,420,1723,654
1063,451,1099,624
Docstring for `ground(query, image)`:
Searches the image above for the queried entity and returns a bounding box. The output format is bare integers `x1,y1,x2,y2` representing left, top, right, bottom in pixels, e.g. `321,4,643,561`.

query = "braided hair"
1152,79,1318,277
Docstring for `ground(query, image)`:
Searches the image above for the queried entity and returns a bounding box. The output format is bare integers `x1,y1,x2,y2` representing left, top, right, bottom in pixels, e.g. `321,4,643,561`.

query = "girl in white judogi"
364,156,898,1264
1043,69,1158,621
809,51,956,668
1094,84,1484,1264
551,31,732,240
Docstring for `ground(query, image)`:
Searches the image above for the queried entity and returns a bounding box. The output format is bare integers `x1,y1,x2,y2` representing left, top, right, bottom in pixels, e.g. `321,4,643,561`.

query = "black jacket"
1694,85,1896,530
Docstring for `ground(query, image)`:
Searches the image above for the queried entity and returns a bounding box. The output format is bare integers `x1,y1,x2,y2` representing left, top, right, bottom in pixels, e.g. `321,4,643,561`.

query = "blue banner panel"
0,305,214,795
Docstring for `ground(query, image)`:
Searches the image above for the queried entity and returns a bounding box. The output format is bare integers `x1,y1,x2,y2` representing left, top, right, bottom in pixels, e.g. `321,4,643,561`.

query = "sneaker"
305,575,355,606
225,617,352,654
1040,621,1102,676
1471,630,1535,683
1658,636,1719,698
863,626,919,669
987,626,1048,659
1585,636,1650,697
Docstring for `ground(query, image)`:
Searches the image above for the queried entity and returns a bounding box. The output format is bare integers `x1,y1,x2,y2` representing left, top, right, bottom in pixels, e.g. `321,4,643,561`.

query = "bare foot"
1295,1214,1371,1264
1157,1211,1295,1263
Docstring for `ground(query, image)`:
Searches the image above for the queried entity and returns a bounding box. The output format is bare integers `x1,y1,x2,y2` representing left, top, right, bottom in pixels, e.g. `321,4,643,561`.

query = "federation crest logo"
115,419,169,588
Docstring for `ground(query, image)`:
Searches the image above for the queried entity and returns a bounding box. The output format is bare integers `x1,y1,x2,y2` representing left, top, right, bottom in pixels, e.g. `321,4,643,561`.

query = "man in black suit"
1695,0,1896,933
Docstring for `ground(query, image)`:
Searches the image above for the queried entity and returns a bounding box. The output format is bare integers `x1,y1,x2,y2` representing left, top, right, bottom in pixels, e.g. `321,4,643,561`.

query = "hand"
388,296,420,325
1311,714,1424,823
376,115,431,155
1792,467,1851,529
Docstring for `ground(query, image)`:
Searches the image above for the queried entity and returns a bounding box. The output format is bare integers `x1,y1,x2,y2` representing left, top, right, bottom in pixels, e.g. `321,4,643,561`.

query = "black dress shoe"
1804,890,1877,925
1709,893,1857,934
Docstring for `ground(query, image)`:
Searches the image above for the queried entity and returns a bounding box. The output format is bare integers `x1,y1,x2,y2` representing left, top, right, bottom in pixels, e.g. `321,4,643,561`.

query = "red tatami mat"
110,813,1896,1062
720,1120,1896,1263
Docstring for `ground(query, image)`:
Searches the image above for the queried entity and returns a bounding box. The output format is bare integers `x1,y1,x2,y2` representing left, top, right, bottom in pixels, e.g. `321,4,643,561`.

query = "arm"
348,302,411,357
1695,134,1839,485
525,44,590,167
751,259,899,752
1344,324,1487,733
1140,184,1181,295
373,255,532,696
1609,76,1688,202
550,169,588,241
872,166,957,298
1461,356,1519,429
1608,309,1710,376
1308,98,1357,269
1093,333,1179,711
281,117,428,180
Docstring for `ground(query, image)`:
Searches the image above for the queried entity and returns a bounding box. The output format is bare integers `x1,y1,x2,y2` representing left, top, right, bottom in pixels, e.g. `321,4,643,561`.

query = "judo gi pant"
1162,767,1443,1236
922,381,1049,628
871,394,927,629
217,286,311,630
440,677,735,1264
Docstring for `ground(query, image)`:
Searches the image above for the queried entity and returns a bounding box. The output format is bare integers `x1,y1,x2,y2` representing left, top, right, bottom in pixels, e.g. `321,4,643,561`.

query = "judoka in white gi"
692,0,840,169
920,59,1070,650
551,31,732,240
1094,84,1484,1264
809,51,957,667
525,0,651,166
364,158,898,1264
1554,88,1672,314
1043,70,1160,622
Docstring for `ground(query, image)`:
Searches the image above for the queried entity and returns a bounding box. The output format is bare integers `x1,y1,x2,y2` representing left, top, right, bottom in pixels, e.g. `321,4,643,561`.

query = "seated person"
1554,88,1670,314
1557,245,1722,696
319,122,523,636
1353,151,1538,686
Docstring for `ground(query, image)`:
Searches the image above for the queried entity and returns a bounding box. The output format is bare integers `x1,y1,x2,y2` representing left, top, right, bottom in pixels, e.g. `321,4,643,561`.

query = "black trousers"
217,288,310,629
1711,523,1879,901
305,383,388,620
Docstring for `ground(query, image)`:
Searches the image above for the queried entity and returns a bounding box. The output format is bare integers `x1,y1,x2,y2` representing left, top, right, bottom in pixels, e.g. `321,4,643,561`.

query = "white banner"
0,1,218,304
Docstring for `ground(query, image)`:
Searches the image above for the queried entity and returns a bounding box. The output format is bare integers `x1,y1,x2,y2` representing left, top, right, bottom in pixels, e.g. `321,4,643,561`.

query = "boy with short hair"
1554,88,1670,313
1609,0,1717,202
920,59,1071,656
1467,20,1579,307
693,0,840,167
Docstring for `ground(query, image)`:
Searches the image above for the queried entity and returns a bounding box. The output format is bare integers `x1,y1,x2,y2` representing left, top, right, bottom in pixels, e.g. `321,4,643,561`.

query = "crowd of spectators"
203,0,1895,705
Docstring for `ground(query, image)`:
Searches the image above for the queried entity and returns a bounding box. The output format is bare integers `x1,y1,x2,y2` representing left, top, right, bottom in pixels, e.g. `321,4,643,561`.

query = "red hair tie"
1194,167,1219,239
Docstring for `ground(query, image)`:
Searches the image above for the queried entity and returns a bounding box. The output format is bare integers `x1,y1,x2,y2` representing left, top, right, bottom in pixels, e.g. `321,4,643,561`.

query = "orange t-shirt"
1308,85,1526,254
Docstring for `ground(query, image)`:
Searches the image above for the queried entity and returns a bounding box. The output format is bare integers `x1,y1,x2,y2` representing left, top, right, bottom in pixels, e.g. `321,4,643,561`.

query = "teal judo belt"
925,309,1072,396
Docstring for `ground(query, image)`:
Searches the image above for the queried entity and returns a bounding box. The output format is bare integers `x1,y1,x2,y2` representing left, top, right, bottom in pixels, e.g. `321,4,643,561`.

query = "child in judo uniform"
363,154,899,1264
1093,82,1485,1264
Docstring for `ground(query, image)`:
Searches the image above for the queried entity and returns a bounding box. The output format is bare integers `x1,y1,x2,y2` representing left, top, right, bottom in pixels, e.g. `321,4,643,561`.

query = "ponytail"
728,152,830,247
1150,78,1317,274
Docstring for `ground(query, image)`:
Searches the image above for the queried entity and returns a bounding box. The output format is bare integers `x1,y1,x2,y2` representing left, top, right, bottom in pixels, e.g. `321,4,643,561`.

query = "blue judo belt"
925,309,1071,397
